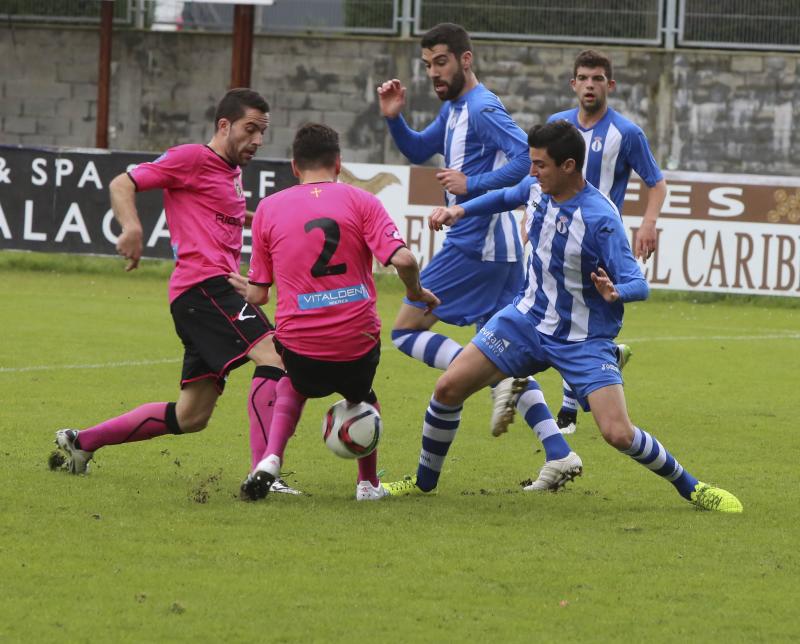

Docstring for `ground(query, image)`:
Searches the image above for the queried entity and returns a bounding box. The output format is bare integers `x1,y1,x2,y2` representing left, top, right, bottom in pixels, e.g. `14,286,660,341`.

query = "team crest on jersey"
591,137,603,152
556,215,569,234
233,177,244,198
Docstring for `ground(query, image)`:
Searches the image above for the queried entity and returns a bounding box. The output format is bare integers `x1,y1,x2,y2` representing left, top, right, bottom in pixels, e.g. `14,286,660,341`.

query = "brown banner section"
409,165,800,225
409,167,445,207
624,180,800,224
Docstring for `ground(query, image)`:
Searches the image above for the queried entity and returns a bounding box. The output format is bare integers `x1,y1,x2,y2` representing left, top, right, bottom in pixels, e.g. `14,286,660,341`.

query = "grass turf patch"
0,253,797,641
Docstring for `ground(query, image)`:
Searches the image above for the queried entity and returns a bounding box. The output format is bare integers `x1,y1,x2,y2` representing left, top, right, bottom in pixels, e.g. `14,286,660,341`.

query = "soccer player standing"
377,23,534,431
241,123,438,501
548,49,668,434
53,89,290,493
385,120,742,513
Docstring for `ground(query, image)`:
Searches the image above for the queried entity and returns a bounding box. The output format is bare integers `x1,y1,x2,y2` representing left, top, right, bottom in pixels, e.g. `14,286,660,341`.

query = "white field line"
1,332,798,374
0,358,181,374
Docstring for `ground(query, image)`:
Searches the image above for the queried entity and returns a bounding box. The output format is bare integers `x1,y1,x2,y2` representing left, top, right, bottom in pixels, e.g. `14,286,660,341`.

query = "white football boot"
524,452,583,491
490,377,528,436
356,480,389,501
54,429,93,474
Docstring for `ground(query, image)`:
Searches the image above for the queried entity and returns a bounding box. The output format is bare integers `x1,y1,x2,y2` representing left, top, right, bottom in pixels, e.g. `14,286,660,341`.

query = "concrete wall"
1,25,798,176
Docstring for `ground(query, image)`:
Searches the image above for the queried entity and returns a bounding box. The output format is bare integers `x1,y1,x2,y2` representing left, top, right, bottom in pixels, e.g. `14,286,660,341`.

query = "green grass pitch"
1,252,798,642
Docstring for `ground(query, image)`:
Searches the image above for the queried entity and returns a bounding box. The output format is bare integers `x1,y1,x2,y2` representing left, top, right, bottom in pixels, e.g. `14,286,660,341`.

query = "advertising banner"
1,145,798,297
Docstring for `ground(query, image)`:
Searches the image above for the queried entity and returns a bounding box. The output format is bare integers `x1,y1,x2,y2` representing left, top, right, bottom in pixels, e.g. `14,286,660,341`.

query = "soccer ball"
321,400,382,459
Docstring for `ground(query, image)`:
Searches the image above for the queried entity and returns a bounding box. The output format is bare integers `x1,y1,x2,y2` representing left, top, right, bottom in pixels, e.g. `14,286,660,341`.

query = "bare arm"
109,173,144,271
389,247,440,314
245,283,270,306
635,179,667,261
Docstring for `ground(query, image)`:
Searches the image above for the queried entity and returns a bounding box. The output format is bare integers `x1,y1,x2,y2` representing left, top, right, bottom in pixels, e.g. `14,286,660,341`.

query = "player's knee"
598,419,634,450
176,410,212,433
433,372,466,407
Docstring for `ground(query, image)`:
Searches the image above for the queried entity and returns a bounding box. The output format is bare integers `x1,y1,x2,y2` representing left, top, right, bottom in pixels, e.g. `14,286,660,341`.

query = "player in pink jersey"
52,89,296,494
239,123,439,501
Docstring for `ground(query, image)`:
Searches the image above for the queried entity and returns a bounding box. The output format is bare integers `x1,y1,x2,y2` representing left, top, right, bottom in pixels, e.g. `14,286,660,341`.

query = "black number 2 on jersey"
304,217,347,277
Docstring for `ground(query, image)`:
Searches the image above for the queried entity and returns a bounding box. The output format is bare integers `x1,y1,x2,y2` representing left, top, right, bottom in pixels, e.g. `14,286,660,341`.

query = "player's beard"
581,94,606,115
229,141,256,167
436,66,466,101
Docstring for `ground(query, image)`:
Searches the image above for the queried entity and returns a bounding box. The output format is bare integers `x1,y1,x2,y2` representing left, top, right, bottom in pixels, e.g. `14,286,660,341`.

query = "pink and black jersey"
249,181,405,361
128,144,246,302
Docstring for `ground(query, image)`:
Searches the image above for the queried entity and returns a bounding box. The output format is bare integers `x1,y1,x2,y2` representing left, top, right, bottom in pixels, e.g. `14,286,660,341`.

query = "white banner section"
338,163,800,298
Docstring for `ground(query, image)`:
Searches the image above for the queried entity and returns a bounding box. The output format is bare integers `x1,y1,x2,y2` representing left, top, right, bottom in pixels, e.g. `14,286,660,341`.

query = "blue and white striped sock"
391,329,463,370
517,379,571,461
560,378,579,415
622,426,698,499
416,396,462,491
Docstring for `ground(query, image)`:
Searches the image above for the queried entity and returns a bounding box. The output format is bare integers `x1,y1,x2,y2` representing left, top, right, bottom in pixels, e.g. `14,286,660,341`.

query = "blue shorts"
404,244,524,328
472,304,622,409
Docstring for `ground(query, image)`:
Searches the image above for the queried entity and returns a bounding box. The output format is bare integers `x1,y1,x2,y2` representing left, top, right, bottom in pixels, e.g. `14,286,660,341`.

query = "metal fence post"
664,0,678,50
400,0,413,38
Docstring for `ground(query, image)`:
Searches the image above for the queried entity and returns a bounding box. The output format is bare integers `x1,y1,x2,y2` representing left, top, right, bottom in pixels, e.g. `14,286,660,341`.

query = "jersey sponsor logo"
591,137,603,152
297,283,369,310
215,213,243,228
477,327,510,356
386,229,402,239
556,215,569,234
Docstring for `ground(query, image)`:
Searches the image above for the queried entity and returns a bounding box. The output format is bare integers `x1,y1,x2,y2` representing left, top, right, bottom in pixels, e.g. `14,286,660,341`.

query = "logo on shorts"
556,215,569,234
601,362,620,374
591,137,603,152
478,327,510,356
235,303,256,321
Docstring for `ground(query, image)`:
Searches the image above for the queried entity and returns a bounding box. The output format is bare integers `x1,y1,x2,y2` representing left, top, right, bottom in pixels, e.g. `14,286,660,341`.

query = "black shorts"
170,276,274,392
274,338,380,403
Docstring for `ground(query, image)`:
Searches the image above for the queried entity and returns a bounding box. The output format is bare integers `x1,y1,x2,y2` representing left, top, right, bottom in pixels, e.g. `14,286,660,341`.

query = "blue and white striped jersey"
547,107,663,214
462,176,648,341
386,83,529,263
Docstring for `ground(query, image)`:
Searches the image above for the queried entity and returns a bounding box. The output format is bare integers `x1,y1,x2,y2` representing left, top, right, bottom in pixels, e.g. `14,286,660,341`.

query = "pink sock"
77,402,176,452
261,377,306,464
357,397,381,486
248,372,281,470
357,450,379,487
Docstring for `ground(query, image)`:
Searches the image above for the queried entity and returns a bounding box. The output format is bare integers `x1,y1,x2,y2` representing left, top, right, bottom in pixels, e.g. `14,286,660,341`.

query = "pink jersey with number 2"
249,181,405,361
128,144,246,303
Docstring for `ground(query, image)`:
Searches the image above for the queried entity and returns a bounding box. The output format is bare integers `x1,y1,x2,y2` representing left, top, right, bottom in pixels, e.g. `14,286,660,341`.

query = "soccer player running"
377,22,535,434
382,120,742,513
240,123,439,502
53,88,292,493
548,49,668,435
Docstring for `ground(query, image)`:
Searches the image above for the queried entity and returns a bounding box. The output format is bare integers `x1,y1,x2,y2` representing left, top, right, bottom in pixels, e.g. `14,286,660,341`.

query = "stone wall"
1,24,798,175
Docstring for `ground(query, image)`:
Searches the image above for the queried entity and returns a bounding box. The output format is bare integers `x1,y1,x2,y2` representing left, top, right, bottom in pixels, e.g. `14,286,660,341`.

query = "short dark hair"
292,123,340,170
528,121,585,172
573,49,613,80
214,88,269,130
420,22,472,57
